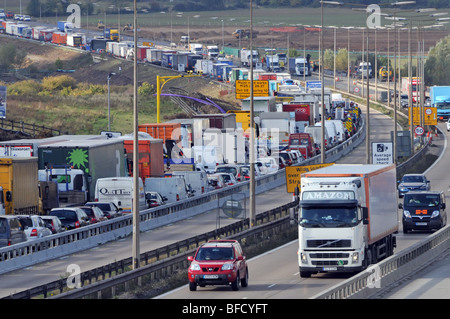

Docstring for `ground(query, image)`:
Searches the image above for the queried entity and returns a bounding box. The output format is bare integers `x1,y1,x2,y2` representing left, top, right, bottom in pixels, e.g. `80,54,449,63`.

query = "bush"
41,75,76,92
7,80,42,96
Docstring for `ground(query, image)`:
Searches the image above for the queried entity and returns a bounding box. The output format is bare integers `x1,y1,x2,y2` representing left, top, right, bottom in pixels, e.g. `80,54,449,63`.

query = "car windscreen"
196,247,234,261
51,210,77,222
18,217,32,228
216,167,237,175
404,194,440,207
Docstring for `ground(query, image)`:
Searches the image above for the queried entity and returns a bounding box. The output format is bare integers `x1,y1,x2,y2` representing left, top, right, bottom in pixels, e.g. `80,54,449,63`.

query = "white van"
315,121,338,147
145,177,188,203
304,125,330,150
94,177,146,213
172,170,209,194
329,120,346,143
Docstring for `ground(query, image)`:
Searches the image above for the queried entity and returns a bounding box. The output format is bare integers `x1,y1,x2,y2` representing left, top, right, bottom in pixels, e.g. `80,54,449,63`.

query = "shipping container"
138,123,182,143
193,113,236,130
52,31,67,45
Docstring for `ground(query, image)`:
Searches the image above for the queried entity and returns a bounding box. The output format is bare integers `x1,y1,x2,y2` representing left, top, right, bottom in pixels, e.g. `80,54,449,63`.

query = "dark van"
399,191,447,234
0,216,28,248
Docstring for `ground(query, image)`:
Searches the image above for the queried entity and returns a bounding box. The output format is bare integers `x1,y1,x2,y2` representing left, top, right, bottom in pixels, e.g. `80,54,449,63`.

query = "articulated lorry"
297,164,398,278
38,138,127,205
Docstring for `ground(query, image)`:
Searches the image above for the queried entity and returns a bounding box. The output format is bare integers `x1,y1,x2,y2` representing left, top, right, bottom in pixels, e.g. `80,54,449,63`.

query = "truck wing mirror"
362,207,369,225
398,203,403,209
5,191,11,202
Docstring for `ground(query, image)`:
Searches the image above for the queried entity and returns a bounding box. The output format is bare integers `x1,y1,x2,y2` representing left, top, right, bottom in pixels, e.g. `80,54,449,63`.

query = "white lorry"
297,164,398,278
240,49,259,67
94,177,147,213
295,57,310,76
189,43,204,55
207,45,220,59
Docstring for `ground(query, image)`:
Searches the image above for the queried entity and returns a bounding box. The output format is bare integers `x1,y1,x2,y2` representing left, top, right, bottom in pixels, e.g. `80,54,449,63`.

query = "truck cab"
38,167,88,206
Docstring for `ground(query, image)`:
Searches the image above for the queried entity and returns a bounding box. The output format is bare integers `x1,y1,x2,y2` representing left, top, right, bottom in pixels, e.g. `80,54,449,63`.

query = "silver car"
16,215,52,240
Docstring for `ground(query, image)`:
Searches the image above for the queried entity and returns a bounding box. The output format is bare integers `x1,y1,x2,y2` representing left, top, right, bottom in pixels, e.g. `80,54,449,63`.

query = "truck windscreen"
299,206,358,228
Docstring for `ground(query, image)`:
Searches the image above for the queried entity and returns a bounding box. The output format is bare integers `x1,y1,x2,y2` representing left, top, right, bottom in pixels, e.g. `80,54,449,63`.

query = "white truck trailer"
297,164,398,278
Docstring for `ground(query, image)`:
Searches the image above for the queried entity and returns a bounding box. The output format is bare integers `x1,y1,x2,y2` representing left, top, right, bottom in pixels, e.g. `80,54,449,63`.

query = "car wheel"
189,282,197,291
403,225,409,234
241,268,249,287
231,272,240,291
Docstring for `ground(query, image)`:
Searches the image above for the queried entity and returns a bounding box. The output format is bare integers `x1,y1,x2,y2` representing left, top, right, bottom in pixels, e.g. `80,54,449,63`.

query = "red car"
187,239,249,291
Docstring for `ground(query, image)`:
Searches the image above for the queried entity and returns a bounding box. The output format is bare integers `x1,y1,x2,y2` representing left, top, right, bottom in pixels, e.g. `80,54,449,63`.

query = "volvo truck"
297,164,398,278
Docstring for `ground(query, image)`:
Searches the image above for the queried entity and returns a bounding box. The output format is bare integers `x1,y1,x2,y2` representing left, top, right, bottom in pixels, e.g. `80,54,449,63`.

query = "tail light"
75,221,80,228
201,186,204,193
176,194,180,201
7,240,11,246
30,228,38,237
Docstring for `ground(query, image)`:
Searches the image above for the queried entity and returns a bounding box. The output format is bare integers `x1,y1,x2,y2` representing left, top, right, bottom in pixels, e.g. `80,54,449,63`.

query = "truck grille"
307,239,351,248
312,260,349,266
309,253,349,259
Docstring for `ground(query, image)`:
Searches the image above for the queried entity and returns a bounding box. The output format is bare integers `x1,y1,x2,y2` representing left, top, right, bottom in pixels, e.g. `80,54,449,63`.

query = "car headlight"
221,263,234,271
431,210,440,218
403,210,411,218
419,185,427,190
190,264,201,271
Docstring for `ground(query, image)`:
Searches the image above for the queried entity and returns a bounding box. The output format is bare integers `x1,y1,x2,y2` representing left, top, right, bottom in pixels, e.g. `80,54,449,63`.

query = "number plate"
203,275,219,279
415,222,427,226
323,267,337,271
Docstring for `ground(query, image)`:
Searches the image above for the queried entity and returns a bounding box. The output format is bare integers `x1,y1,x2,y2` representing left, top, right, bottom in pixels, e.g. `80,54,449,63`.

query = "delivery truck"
297,164,398,277
37,138,127,204
0,157,39,215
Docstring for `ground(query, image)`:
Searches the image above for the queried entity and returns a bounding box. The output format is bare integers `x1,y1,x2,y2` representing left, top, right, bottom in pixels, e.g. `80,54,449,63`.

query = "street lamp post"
107,72,116,131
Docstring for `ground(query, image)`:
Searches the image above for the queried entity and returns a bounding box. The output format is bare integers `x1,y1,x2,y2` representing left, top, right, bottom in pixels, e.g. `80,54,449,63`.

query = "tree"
0,44,27,72
425,35,450,86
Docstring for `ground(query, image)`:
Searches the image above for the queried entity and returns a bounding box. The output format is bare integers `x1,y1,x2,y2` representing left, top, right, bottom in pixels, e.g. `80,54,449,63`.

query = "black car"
84,202,122,219
49,207,90,230
0,216,27,247
399,191,447,234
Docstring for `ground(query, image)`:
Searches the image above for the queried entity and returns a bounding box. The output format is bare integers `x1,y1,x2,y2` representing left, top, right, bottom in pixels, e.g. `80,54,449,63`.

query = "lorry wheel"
300,271,311,278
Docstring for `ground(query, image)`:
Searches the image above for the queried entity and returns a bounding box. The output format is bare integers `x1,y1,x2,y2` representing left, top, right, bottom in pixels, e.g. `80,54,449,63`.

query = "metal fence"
4,200,297,299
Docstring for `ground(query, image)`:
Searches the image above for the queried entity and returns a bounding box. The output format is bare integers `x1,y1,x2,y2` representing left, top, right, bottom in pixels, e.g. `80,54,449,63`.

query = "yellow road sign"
408,106,437,126
285,163,334,193
235,80,269,99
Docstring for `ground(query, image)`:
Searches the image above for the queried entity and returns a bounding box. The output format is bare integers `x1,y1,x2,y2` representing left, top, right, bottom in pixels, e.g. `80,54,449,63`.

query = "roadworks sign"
285,163,334,193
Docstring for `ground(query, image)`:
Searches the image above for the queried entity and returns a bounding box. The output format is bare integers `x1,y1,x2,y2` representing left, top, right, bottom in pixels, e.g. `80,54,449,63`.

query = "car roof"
405,190,441,195
202,240,238,248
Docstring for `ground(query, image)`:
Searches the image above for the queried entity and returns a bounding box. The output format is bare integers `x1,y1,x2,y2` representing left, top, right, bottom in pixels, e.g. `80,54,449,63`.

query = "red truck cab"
288,133,316,159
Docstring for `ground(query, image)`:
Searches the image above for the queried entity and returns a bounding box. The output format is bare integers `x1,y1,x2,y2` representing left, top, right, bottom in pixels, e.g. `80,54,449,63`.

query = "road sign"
372,142,393,164
408,106,437,126
285,163,334,193
235,80,269,99
305,80,322,89
414,126,424,136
